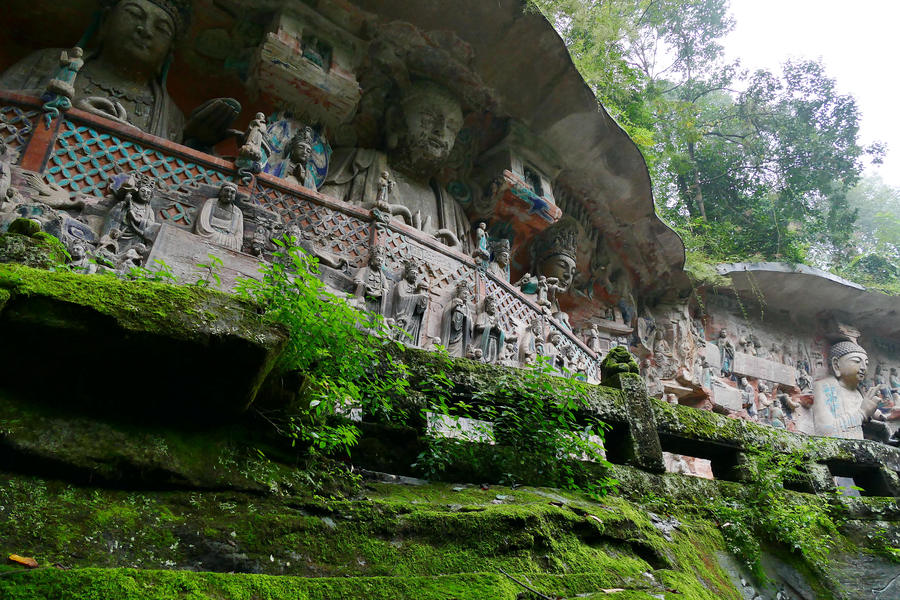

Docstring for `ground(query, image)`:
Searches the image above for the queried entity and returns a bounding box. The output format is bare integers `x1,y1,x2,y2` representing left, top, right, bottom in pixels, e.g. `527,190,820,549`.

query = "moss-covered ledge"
652,397,900,494
0,264,287,417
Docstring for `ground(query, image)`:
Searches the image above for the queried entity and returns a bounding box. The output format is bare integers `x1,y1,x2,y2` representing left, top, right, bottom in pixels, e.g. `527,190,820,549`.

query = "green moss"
0,263,264,342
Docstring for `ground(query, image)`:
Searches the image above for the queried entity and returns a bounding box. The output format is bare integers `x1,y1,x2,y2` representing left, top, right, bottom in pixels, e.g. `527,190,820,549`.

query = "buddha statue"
0,0,238,145
529,220,578,326
194,182,244,251
812,340,880,439
323,80,471,251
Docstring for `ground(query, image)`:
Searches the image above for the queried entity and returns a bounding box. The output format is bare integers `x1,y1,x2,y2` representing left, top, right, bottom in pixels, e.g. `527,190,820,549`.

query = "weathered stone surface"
732,351,796,386
147,224,263,289
0,264,286,416
710,379,743,412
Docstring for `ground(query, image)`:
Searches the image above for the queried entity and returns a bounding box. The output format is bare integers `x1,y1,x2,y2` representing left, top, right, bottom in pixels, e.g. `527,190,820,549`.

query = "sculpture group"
1,0,898,444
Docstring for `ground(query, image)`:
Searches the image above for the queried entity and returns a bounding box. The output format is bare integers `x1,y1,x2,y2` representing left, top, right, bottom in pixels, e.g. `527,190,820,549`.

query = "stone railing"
0,92,599,381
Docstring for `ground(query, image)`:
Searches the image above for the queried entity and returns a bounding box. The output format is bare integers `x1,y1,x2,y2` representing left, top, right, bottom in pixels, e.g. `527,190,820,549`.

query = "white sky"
724,0,900,186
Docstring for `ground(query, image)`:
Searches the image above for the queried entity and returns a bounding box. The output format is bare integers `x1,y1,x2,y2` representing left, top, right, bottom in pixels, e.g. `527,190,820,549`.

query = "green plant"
415,356,616,498
194,254,224,288
235,237,387,456
127,259,178,284
711,445,842,579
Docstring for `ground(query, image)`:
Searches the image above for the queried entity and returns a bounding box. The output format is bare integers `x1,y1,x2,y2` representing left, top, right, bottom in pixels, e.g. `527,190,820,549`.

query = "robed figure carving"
0,0,239,145
323,80,471,250
353,246,390,316
812,340,879,439
475,296,506,363
391,257,430,346
440,280,474,357
103,172,159,250
194,182,244,251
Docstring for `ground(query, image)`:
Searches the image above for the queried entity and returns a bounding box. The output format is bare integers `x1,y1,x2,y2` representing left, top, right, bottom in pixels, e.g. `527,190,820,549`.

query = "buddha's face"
370,252,384,269
539,254,576,291
291,140,312,165
496,250,510,267
399,83,463,167
136,182,154,203
833,351,868,388
102,0,176,73
219,184,237,205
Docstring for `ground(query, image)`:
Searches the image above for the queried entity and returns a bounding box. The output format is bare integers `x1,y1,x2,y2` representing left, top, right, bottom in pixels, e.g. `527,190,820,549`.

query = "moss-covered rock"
0,264,287,417
0,226,68,269
600,346,641,389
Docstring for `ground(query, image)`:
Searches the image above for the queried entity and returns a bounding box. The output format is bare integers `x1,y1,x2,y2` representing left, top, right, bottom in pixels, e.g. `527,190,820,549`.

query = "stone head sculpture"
368,245,386,269
218,181,238,205
483,295,498,314
96,0,190,79
453,280,473,302
388,80,464,177
289,126,315,165
491,238,511,267
829,340,868,389
402,257,422,282
530,222,578,292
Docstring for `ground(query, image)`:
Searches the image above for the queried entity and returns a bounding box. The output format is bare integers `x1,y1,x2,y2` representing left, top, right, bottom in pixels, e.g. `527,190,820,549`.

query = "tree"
529,0,881,266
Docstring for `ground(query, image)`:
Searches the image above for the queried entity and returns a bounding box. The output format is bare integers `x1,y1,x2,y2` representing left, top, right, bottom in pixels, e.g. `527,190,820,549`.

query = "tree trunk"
687,142,707,220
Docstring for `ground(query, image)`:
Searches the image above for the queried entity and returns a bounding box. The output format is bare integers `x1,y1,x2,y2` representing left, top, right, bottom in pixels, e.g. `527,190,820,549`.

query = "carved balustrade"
1,92,600,379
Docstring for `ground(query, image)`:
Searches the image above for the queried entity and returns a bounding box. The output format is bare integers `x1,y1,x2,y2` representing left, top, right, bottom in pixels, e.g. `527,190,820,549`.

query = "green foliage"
529,0,882,268
415,357,616,498
235,238,383,456
711,445,842,579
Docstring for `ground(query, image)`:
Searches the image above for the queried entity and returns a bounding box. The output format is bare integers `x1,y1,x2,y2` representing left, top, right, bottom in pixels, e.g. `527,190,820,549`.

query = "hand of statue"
76,97,129,125
183,98,242,149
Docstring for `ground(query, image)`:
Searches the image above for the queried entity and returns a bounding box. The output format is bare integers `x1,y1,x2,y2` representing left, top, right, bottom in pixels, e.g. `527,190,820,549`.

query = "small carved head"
288,126,315,165
218,182,238,204
402,257,421,281
483,295,498,314
369,245,386,268
135,174,155,203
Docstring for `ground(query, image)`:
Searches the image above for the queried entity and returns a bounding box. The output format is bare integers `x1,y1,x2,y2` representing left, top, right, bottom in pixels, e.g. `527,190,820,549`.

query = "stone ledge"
0,264,286,417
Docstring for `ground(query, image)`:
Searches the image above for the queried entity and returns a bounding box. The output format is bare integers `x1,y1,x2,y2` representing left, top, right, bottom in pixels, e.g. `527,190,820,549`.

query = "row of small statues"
351,245,597,377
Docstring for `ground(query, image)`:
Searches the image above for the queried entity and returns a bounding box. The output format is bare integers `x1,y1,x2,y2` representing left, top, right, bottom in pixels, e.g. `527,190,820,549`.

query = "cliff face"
0,264,898,600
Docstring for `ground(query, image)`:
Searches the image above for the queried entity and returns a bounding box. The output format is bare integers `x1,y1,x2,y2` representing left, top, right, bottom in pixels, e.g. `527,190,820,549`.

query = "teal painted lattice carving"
255,184,371,268
47,120,232,196
0,105,40,159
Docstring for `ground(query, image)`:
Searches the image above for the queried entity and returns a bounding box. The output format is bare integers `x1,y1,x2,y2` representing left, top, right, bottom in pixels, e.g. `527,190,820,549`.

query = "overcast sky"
724,0,900,186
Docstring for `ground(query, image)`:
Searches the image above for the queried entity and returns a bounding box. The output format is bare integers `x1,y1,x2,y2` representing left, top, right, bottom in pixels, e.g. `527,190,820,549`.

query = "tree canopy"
528,0,895,288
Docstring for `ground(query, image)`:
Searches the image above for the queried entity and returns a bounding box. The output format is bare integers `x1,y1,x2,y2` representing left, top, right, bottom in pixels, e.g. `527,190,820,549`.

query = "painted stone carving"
103,172,159,251
475,296,507,363
530,220,578,327
0,0,239,143
717,329,735,376
812,340,879,439
520,318,544,365
391,257,430,346
353,246,390,316
440,280,474,358
585,323,602,354
0,140,12,205
41,47,84,123
323,80,470,250
487,238,511,282
237,112,269,181
740,377,757,418
194,182,243,251
284,126,317,189
472,222,489,264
